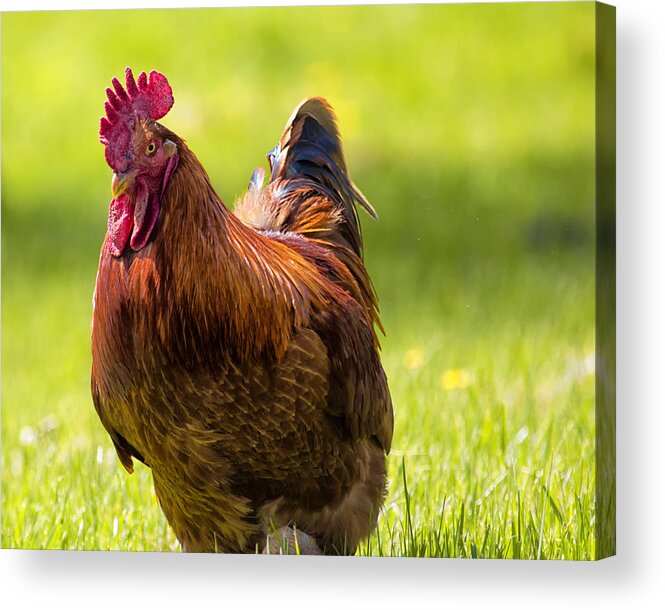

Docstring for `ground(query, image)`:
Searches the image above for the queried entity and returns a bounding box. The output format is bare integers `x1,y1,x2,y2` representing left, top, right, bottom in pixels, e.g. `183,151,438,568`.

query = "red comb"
99,68,174,146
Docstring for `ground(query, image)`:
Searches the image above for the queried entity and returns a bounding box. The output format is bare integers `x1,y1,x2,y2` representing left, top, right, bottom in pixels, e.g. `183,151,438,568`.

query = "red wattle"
107,182,162,257
108,195,134,257
130,190,160,252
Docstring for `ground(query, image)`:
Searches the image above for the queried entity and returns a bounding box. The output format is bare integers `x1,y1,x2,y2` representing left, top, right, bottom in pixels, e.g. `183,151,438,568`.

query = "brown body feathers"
92,94,393,554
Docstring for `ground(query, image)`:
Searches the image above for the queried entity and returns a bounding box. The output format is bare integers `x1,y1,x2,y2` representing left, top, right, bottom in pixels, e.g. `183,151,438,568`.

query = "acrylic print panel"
1,1,615,558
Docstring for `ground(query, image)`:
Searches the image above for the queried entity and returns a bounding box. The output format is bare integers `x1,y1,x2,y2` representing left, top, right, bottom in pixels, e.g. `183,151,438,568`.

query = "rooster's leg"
263,526,322,555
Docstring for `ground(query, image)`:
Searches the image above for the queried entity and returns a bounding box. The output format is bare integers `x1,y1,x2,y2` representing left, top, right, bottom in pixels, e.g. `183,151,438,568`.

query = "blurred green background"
2,3,598,557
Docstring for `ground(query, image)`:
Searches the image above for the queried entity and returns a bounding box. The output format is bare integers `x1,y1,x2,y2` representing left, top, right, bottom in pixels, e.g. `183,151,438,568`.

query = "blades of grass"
512,488,522,559
456,502,465,558
545,486,566,526
537,457,554,559
400,456,414,553
376,514,384,557
434,497,447,557
481,522,491,557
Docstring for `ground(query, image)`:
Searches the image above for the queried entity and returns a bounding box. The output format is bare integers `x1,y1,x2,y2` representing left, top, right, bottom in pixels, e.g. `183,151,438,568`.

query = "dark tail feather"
270,97,376,218
266,97,376,258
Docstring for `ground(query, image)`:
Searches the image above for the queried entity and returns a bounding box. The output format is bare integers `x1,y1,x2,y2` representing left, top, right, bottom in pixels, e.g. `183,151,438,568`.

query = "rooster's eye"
146,142,156,155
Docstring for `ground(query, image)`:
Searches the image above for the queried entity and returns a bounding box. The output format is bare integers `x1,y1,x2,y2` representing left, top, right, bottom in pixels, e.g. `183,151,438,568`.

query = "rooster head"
99,68,179,257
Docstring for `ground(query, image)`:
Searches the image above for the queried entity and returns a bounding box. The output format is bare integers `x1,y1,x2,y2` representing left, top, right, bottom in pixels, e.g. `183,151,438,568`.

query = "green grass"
2,3,599,558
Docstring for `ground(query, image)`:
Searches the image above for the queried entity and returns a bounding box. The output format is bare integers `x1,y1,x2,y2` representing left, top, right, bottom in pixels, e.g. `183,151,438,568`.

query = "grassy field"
2,3,598,558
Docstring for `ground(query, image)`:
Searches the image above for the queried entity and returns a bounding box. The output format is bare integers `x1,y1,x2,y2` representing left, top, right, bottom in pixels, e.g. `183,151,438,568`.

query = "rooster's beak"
111,169,138,199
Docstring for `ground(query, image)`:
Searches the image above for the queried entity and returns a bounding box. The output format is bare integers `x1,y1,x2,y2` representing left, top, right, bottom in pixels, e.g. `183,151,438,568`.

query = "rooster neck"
147,142,330,363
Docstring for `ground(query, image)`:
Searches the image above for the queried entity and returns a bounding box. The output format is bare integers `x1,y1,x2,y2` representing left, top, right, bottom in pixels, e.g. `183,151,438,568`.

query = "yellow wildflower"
441,368,473,390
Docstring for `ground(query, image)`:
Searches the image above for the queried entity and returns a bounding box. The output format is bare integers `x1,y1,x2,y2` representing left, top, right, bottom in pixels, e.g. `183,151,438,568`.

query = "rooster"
91,68,393,554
